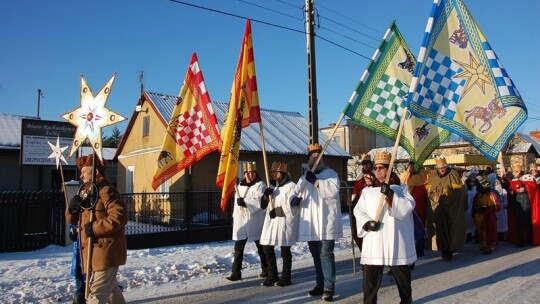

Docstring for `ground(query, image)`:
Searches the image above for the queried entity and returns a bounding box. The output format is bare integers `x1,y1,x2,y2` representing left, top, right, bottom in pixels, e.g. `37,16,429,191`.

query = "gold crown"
435,156,448,168
271,161,288,173
374,151,391,165
476,175,490,188
242,161,256,172
511,163,522,171
360,153,371,162
307,143,322,155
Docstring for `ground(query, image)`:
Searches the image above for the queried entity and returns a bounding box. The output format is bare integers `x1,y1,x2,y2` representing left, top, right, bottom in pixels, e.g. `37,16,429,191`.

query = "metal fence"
1,187,351,252
122,191,233,234
0,190,66,252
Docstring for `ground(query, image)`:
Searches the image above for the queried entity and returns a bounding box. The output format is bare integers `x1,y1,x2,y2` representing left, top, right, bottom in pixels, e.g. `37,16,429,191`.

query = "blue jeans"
308,240,336,291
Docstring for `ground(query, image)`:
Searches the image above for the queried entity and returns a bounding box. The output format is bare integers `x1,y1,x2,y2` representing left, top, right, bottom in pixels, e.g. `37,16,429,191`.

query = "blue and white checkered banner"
407,0,527,160
344,21,450,168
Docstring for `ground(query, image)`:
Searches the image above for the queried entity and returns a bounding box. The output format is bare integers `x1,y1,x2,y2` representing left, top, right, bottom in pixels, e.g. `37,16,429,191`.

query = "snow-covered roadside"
0,216,354,304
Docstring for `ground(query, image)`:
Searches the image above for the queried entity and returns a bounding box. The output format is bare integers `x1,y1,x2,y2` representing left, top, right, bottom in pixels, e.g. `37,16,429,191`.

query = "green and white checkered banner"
344,21,450,167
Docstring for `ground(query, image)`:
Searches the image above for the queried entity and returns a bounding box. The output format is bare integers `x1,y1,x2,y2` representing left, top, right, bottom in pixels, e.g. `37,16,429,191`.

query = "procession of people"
220,150,540,304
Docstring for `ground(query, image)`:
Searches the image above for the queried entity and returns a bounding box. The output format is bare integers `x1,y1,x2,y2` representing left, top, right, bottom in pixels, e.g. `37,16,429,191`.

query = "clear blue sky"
1,0,539,137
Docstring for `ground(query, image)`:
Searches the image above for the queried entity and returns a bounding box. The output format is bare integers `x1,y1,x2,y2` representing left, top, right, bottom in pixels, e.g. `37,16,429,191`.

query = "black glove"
306,171,318,185
69,195,82,212
274,207,285,217
236,197,246,207
69,226,78,242
263,187,274,197
380,183,394,197
269,207,285,218
84,223,96,239
290,196,302,208
363,220,381,232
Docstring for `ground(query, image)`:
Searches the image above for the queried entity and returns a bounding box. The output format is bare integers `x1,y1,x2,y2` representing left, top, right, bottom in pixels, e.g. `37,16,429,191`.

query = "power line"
318,24,377,50
271,0,303,10
316,2,384,36
318,15,381,44
166,0,373,60
166,0,304,34
237,0,302,21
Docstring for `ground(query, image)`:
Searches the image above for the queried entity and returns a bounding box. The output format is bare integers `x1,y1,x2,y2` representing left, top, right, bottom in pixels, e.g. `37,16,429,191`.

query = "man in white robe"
291,143,342,302
259,161,298,287
354,151,416,304
226,162,267,281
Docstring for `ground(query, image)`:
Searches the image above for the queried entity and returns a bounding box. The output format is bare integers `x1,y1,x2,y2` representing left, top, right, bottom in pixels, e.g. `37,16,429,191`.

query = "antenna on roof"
139,71,144,95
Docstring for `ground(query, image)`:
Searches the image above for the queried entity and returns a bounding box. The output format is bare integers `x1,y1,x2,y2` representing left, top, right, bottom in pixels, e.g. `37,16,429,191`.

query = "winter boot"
308,285,324,296
322,290,334,302
226,273,242,281
275,276,292,287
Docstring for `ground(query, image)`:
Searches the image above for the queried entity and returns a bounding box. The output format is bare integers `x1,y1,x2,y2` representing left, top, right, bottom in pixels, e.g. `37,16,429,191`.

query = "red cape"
508,180,540,245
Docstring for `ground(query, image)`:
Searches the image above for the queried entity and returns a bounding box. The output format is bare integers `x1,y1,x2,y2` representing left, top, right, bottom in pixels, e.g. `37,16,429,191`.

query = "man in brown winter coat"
66,154,127,303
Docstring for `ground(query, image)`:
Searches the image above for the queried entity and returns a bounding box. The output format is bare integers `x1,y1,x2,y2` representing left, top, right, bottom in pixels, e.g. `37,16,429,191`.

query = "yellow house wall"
117,106,186,193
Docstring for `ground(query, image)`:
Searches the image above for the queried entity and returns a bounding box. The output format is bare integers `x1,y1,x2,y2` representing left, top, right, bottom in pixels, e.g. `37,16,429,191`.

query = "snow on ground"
0,216,354,304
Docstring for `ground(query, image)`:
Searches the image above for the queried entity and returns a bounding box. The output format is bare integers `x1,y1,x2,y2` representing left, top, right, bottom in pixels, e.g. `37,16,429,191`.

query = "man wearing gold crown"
290,143,342,302
348,153,374,251
354,150,416,304
66,154,127,303
425,156,467,261
259,161,298,287
226,162,268,282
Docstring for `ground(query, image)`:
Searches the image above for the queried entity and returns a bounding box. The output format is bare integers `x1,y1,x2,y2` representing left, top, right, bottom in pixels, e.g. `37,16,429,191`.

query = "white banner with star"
407,0,527,160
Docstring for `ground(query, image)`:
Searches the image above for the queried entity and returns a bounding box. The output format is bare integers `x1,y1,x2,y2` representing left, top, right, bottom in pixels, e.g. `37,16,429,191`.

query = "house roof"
0,113,37,150
0,113,116,160
136,91,350,157
513,133,540,156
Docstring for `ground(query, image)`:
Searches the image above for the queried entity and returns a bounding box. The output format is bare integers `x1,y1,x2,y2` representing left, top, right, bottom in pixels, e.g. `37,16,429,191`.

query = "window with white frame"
126,166,134,193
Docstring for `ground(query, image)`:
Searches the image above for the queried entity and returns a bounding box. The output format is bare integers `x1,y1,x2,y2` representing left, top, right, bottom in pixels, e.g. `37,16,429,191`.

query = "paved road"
127,241,540,303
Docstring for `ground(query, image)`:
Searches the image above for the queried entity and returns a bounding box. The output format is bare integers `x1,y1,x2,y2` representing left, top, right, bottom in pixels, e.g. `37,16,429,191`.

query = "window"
333,135,341,145
158,179,170,198
126,166,134,193
142,116,150,137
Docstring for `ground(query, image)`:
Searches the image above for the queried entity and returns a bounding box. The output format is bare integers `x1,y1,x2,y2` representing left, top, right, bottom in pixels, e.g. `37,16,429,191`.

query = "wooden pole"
85,152,97,299
258,121,275,209
59,161,69,209
342,180,356,275
373,108,408,222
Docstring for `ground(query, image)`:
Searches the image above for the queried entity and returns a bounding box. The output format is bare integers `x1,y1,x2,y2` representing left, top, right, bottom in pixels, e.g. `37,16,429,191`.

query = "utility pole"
305,0,319,144
37,89,43,118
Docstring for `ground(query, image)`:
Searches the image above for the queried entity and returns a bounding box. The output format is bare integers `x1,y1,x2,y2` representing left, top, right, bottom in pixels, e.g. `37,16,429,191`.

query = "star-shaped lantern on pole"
61,73,126,160
47,136,68,169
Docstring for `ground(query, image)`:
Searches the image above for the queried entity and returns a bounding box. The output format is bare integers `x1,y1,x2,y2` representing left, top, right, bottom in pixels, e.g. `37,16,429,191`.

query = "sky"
1,0,539,137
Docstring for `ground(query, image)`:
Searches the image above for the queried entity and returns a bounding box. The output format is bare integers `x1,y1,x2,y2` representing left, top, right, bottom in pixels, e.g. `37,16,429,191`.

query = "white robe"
294,167,343,241
232,180,266,241
259,181,298,247
354,184,417,266
495,187,508,233
465,188,477,235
